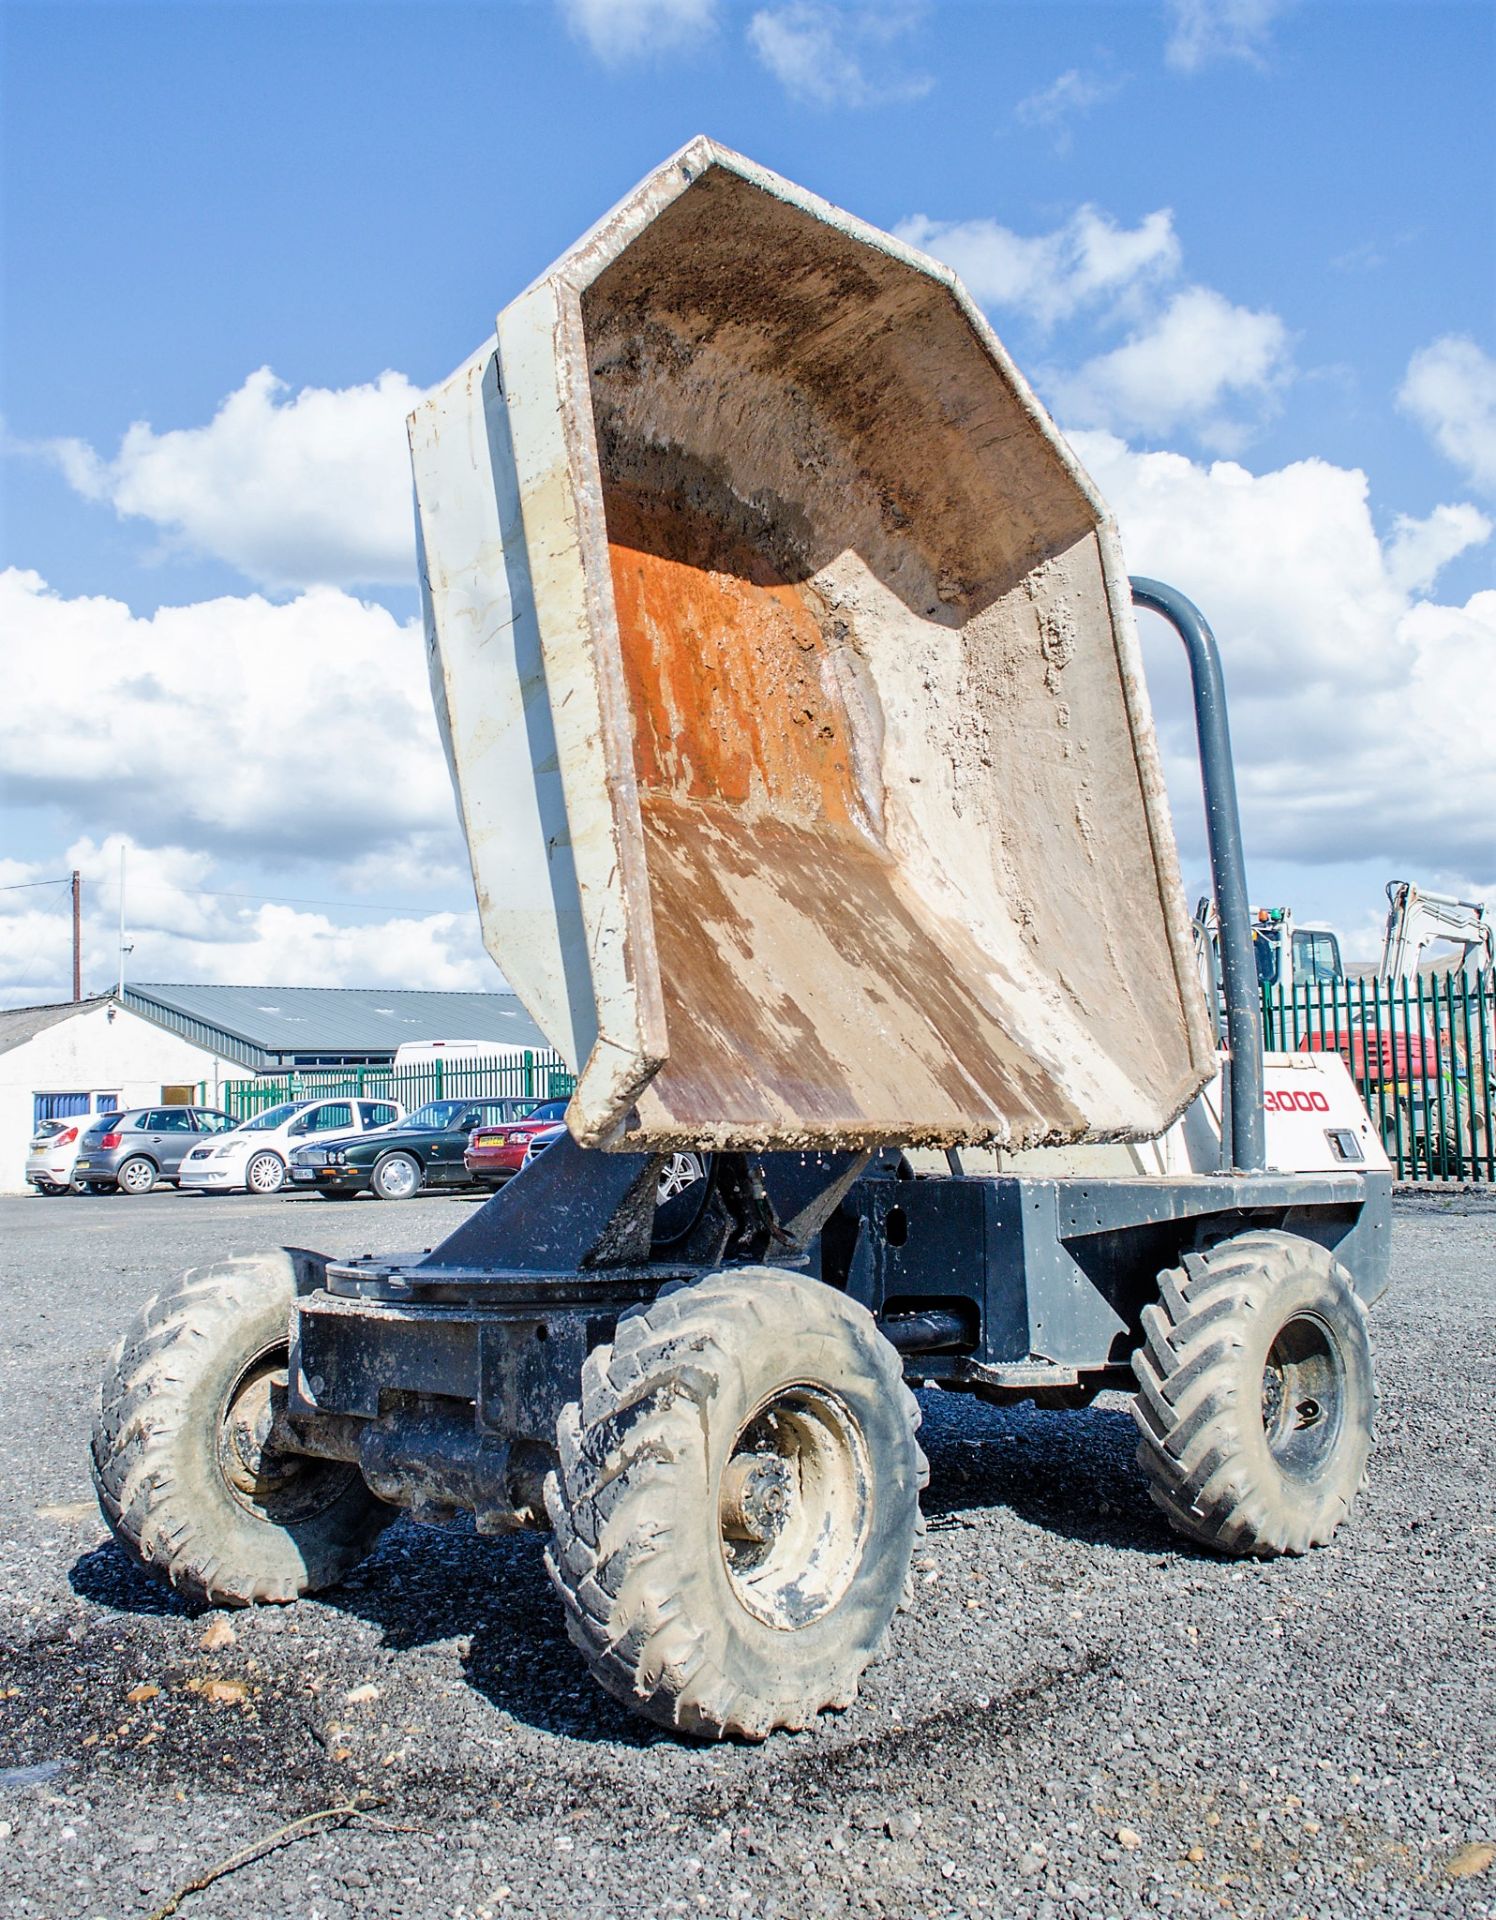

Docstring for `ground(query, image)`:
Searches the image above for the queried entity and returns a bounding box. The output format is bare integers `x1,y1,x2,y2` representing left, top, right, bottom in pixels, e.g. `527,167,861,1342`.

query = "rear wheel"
245,1151,285,1195
371,1152,421,1201
546,1268,926,1739
91,1251,394,1605
1131,1229,1375,1557
116,1156,157,1196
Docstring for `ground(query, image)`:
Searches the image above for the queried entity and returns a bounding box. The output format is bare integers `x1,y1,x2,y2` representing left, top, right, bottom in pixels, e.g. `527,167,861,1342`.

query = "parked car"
518,1121,568,1170
73,1106,238,1195
463,1099,572,1187
178,1096,404,1195
288,1097,530,1200
518,1129,710,1244
25,1115,113,1194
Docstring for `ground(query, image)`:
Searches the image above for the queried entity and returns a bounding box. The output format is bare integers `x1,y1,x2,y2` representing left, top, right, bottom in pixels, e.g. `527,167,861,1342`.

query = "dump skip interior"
576,166,1205,1147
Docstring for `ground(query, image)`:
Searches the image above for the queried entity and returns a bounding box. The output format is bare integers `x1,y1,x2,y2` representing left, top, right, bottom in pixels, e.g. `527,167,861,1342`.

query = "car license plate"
291,1169,315,1181
75,1159,91,1169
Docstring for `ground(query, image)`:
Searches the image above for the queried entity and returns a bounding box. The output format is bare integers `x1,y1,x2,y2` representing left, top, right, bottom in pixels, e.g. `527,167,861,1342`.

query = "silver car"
73,1106,238,1195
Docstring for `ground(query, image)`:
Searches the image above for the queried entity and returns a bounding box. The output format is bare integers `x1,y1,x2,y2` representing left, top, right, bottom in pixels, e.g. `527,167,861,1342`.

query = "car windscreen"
522,1101,570,1122
404,1101,474,1130
239,1102,305,1132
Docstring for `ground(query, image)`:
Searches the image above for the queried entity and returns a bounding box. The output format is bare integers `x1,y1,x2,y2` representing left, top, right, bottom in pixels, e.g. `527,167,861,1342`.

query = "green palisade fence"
1261,970,1494,1183
202,972,1495,1184
202,1051,576,1124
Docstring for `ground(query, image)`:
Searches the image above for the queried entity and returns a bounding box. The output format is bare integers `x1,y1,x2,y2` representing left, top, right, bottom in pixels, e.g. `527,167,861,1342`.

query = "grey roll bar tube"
1129,577,1266,1172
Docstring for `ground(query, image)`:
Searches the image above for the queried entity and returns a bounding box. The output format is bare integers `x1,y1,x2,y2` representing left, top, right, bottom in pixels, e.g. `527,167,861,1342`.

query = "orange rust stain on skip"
605,488,866,832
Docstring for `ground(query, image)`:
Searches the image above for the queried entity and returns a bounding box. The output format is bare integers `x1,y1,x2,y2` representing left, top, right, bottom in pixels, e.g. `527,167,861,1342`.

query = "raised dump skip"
411,137,1216,1153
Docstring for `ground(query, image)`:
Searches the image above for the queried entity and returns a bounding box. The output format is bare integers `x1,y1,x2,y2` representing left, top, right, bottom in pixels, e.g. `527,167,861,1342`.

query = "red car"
463,1099,571,1187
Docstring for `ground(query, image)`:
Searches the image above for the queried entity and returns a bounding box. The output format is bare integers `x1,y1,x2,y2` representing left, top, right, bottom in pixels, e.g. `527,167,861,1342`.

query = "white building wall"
1,1004,244,1194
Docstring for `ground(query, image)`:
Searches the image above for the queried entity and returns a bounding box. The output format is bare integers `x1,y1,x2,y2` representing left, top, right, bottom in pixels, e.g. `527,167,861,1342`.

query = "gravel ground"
0,1183,1492,1920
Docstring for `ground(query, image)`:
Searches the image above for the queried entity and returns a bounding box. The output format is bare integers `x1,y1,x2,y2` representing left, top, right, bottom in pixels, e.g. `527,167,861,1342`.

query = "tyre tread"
545,1268,923,1740
1130,1229,1375,1558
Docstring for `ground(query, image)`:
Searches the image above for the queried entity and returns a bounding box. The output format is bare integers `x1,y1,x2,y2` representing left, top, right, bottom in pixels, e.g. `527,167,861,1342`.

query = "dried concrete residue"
550,164,1212,1146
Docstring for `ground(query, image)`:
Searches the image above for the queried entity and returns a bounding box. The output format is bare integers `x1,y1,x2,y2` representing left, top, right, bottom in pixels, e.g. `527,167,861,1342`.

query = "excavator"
1380,880,1494,980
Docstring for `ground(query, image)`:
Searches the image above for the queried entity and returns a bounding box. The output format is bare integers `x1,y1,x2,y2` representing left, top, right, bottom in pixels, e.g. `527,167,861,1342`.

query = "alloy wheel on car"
371,1153,421,1201
245,1152,285,1195
117,1156,157,1196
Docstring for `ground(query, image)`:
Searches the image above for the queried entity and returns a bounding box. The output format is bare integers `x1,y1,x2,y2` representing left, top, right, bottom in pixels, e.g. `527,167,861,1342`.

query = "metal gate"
1262,971,1494,1181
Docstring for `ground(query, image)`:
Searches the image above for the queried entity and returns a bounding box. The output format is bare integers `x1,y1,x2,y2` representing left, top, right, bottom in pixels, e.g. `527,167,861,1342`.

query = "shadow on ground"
916,1390,1175,1557
66,1389,1182,1751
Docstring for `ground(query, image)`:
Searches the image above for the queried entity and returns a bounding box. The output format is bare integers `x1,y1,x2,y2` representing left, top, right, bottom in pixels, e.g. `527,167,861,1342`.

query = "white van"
179,1094,404,1195
392,1040,532,1072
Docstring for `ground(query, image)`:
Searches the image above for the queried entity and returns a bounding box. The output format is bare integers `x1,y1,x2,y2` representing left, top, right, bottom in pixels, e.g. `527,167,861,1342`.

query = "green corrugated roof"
123,983,552,1069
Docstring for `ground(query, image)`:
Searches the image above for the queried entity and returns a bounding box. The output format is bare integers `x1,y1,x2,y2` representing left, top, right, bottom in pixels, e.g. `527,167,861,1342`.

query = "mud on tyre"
1131,1228,1376,1557
545,1267,927,1740
91,1250,393,1606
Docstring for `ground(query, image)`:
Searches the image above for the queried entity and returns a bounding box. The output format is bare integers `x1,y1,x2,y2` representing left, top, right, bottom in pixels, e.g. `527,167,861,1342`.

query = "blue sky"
3,0,1494,1003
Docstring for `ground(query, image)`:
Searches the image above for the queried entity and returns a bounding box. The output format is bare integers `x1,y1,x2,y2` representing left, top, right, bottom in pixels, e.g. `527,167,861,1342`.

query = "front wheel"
546,1268,926,1740
91,1251,394,1606
1131,1230,1376,1557
370,1152,421,1201
245,1151,285,1195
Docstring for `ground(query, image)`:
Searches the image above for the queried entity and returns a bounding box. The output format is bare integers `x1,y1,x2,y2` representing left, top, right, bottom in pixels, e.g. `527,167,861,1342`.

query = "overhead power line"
5,874,459,917
128,881,449,915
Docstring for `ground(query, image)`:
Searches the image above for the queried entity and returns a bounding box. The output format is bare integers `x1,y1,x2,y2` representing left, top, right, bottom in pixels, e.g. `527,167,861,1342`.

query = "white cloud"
0,834,490,1008
1165,0,1290,72
1055,286,1291,447
1399,335,1496,495
0,570,451,860
901,197,1291,446
747,3,932,108
1071,428,1496,879
895,205,1180,329
333,833,473,902
49,366,421,591
1383,503,1493,596
1013,66,1125,152
559,0,717,61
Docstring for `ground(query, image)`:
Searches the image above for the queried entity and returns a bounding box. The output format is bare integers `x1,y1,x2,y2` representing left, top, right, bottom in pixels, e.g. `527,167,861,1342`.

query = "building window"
34,1092,91,1124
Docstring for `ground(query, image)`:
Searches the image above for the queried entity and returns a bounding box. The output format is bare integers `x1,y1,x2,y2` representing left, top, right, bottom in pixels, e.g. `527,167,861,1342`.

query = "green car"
286,1097,533,1201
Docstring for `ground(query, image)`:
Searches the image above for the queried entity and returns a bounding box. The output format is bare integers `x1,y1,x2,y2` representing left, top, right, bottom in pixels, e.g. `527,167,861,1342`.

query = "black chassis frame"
280,581,1393,1533
285,1133,1391,1530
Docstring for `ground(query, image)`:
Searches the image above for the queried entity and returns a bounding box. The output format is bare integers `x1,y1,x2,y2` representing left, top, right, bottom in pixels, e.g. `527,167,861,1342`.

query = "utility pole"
117,845,127,1000
71,870,81,1001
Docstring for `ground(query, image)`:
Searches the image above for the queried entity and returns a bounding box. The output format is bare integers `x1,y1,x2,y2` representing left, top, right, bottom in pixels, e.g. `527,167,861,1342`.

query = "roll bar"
1130,578,1265,1172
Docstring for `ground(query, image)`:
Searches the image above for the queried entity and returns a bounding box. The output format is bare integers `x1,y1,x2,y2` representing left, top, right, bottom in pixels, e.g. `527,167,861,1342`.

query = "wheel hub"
1260,1312,1345,1481
217,1356,355,1521
718,1386,871,1631
220,1367,301,1497
720,1452,794,1545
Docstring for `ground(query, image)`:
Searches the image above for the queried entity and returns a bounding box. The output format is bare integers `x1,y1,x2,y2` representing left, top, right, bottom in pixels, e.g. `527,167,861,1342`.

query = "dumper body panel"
413,137,1215,1153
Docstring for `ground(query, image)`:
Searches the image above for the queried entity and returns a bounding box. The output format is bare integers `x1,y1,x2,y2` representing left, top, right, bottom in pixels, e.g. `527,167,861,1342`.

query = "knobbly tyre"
92,141,1391,1743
